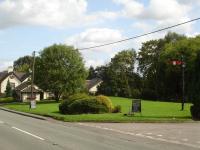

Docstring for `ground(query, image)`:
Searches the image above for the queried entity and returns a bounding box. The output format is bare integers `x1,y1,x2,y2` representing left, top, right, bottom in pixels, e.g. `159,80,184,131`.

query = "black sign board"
132,99,141,113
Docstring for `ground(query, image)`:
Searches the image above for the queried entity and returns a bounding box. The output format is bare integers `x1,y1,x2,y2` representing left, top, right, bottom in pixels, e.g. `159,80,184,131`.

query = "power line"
78,17,200,50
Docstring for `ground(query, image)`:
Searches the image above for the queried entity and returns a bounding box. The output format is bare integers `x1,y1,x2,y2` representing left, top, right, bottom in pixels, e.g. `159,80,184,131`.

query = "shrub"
68,93,89,102
0,97,15,103
112,105,121,113
59,93,90,114
131,89,141,99
96,95,113,112
141,88,157,100
59,93,112,114
68,98,108,114
190,105,200,120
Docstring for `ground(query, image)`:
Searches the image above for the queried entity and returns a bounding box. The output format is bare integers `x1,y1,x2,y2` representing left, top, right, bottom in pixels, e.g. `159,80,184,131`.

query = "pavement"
0,109,200,150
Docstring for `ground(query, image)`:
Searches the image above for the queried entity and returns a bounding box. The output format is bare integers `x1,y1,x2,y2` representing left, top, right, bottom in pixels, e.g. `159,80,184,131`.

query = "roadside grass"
2,97,192,122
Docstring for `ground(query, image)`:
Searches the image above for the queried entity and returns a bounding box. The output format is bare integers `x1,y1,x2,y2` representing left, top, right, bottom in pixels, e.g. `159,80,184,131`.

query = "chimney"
7,66,13,73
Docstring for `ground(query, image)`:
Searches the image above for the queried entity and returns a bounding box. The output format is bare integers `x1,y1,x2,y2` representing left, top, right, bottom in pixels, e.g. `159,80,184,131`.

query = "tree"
14,56,33,72
98,49,141,98
138,32,186,101
87,66,97,79
189,50,200,119
35,44,87,101
5,80,12,97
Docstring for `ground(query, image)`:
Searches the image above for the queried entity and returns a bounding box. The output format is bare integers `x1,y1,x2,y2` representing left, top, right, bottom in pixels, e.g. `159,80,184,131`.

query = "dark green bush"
112,105,121,113
59,94,112,114
190,105,200,120
141,88,157,100
59,93,90,114
68,98,108,114
0,97,15,103
131,89,141,99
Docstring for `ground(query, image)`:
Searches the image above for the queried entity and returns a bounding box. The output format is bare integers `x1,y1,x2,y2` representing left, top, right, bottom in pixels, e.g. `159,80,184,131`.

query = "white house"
86,78,102,95
0,67,50,102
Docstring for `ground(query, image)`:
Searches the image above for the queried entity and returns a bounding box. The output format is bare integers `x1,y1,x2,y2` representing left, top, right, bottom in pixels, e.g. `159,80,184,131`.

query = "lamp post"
181,55,185,111
171,54,185,111
30,51,36,109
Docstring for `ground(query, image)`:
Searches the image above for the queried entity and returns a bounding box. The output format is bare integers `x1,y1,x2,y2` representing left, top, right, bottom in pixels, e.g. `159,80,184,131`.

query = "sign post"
170,55,185,111
132,99,141,113
30,99,36,109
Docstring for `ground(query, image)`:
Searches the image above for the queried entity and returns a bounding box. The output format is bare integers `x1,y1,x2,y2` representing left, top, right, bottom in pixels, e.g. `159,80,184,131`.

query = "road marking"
78,123,200,149
12,126,45,141
157,134,163,137
147,133,152,135
182,138,188,142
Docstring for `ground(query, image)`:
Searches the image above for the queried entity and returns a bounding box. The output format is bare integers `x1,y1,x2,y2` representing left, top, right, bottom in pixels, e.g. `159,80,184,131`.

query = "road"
0,110,199,150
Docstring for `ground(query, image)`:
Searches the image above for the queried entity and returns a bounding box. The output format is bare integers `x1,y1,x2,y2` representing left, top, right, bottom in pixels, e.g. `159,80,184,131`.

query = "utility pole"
181,55,185,111
30,51,36,108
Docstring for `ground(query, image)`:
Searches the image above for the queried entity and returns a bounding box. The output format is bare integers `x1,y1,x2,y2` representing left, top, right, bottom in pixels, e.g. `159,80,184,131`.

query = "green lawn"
3,97,192,122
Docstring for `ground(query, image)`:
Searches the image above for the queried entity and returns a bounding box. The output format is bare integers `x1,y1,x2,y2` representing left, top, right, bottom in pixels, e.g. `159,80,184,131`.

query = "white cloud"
140,0,190,20
113,0,144,18
66,28,124,52
114,0,197,41
0,60,13,71
65,28,131,67
0,0,119,29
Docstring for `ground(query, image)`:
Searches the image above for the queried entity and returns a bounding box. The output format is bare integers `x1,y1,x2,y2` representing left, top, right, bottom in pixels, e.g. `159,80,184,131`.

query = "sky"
0,0,200,71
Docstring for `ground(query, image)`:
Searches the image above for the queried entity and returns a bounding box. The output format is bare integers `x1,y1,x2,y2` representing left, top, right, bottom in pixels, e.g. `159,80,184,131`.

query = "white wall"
89,82,102,94
1,74,21,93
21,93,40,102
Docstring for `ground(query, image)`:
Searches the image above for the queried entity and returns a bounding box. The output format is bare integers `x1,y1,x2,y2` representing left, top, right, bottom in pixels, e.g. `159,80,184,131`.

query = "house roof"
0,71,8,82
0,71,29,83
15,81,42,93
86,78,102,90
22,86,42,93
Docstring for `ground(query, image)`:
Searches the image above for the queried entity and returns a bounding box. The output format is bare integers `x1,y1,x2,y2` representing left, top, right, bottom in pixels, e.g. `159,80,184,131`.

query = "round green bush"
68,98,108,114
59,93,89,114
190,105,200,120
96,95,113,112
59,94,112,114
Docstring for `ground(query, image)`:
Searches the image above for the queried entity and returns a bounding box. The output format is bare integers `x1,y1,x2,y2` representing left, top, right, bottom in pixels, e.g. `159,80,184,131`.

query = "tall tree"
138,32,186,100
87,66,97,79
98,49,141,98
5,80,12,97
13,56,33,72
35,44,87,101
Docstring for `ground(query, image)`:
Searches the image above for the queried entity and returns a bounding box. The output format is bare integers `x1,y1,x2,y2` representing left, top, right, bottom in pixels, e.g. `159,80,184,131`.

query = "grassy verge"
2,97,192,122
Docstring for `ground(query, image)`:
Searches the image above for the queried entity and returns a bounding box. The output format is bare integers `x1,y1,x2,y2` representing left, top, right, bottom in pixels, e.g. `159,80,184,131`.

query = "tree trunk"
54,91,60,102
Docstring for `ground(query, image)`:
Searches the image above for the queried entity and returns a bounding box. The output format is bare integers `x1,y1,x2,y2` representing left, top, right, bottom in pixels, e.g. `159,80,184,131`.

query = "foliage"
131,89,141,99
87,66,97,79
138,32,200,102
112,105,121,113
97,49,142,98
13,56,33,72
96,95,113,112
59,93,89,114
68,98,108,114
188,50,200,120
5,80,12,97
0,97,15,103
59,94,110,114
190,105,200,120
35,44,87,101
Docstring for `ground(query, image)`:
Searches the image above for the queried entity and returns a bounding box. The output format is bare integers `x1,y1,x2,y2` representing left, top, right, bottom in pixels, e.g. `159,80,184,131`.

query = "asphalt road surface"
0,109,199,150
